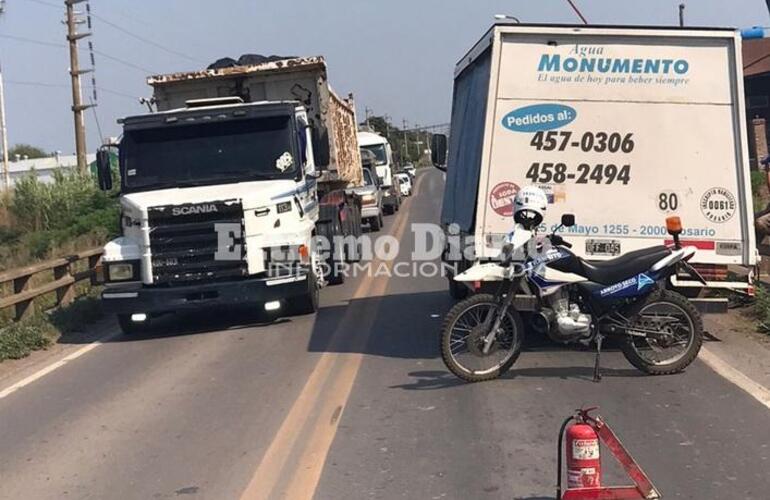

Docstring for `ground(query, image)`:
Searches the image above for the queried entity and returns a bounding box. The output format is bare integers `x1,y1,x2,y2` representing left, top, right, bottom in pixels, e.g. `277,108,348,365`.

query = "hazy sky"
1,0,769,154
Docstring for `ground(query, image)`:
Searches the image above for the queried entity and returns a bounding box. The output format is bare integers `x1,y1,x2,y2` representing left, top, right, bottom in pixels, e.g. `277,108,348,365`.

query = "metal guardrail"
0,248,103,321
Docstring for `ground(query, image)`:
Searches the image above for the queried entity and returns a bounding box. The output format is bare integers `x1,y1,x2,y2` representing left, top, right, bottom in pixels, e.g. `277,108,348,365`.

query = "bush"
0,169,119,266
752,285,770,334
0,291,105,362
751,170,767,210
11,169,114,233
0,316,53,361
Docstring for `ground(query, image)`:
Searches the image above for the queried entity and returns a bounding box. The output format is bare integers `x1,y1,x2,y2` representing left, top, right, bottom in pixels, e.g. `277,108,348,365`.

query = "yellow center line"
240,173,425,500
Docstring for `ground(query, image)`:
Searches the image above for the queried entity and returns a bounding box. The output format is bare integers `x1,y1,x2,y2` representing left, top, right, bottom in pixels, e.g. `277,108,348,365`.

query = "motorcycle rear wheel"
440,293,524,382
621,290,703,375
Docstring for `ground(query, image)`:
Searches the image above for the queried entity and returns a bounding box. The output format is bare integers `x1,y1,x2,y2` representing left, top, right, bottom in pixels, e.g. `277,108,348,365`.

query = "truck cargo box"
442,24,756,280
147,56,362,187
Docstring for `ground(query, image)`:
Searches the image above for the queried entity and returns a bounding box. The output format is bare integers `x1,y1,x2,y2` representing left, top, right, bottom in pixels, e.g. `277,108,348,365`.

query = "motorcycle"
440,213,706,382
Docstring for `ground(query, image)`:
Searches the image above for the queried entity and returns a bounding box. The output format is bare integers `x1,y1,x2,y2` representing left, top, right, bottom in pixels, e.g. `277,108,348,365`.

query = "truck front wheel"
117,314,150,335
370,214,382,232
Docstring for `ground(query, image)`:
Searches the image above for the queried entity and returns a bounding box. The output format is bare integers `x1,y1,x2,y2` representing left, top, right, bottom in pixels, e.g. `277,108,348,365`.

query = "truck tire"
316,220,345,285
117,314,150,335
370,214,382,232
448,277,469,300
293,270,320,315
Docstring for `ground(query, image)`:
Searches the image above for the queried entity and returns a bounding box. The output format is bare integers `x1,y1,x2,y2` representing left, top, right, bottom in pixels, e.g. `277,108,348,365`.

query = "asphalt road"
0,169,769,500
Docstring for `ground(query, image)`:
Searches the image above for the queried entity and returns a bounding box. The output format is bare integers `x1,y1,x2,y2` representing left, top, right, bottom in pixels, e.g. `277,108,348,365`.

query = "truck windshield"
360,144,388,166
120,115,297,192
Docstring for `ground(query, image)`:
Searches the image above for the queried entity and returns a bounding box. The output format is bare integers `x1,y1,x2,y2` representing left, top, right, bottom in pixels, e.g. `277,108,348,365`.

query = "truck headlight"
361,194,376,205
106,261,138,282
276,201,292,214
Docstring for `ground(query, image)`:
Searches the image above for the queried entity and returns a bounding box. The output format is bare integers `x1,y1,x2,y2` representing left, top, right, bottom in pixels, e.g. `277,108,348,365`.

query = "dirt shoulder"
702,308,770,390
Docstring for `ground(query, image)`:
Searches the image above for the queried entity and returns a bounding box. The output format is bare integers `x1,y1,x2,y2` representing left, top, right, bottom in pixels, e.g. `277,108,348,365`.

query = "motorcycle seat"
577,246,671,285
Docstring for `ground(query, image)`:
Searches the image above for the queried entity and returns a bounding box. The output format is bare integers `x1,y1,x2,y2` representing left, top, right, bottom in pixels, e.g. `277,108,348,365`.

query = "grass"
751,170,767,211
0,290,105,362
752,284,770,335
0,168,119,362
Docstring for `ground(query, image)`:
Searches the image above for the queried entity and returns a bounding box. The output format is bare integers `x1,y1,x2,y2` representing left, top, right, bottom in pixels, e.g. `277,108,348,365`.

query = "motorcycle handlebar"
549,234,573,249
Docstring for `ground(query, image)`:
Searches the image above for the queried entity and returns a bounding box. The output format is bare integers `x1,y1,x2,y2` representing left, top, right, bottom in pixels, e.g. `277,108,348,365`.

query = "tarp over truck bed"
147,56,362,188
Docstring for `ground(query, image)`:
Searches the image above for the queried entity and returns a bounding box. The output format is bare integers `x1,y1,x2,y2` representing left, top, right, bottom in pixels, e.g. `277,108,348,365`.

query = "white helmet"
513,185,548,229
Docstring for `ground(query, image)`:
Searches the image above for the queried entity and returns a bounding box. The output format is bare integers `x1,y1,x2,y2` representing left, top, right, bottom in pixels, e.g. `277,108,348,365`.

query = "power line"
88,11,206,65
5,79,141,101
0,33,156,74
25,0,60,10
20,1,204,66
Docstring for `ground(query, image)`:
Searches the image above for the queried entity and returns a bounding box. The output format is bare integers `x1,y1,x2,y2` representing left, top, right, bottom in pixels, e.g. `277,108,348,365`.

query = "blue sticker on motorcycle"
502,104,577,133
637,274,655,291
598,273,656,298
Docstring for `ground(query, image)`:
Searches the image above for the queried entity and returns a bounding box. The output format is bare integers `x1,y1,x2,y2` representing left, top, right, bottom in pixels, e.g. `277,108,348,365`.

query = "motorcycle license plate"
585,239,621,257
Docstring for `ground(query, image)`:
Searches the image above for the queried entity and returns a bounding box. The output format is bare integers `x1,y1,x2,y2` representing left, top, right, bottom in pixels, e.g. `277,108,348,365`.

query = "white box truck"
96,56,364,333
434,24,756,303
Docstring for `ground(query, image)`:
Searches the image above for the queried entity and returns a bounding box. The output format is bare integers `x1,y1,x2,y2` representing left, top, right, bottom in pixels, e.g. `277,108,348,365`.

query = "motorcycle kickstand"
593,333,604,383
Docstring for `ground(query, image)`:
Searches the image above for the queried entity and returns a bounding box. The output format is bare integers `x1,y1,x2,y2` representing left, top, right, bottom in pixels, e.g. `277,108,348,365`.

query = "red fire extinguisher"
556,407,662,500
565,422,601,488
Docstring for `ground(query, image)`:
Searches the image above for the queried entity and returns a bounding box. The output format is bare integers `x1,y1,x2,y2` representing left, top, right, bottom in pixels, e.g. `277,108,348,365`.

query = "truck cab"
358,131,400,214
97,100,324,332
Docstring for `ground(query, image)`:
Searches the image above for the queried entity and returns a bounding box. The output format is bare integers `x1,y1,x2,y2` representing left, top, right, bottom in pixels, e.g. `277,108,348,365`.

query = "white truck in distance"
96,56,364,333
358,131,401,214
434,24,756,307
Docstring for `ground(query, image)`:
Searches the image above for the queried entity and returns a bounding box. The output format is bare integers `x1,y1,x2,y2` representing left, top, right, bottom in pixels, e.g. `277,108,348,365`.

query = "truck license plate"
586,239,621,257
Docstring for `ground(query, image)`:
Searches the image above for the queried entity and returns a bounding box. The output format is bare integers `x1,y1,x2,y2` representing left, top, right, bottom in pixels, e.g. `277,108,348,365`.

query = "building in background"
743,37,770,166
4,153,96,187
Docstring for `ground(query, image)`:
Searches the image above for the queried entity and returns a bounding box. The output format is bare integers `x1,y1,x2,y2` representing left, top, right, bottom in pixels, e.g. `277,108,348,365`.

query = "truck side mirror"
431,134,448,172
311,125,330,169
561,213,575,228
96,148,113,191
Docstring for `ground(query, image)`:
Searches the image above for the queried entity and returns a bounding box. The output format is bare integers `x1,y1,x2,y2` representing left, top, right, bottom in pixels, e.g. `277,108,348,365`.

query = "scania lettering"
172,205,218,216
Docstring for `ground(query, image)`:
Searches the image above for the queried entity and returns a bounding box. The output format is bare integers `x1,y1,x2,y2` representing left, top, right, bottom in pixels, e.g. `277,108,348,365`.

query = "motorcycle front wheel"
621,290,703,375
440,293,524,382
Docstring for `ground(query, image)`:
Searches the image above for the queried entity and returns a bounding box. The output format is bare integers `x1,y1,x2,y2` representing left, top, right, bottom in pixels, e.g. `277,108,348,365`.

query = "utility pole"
65,0,94,173
402,119,409,161
0,64,9,192
679,4,686,27
0,1,9,192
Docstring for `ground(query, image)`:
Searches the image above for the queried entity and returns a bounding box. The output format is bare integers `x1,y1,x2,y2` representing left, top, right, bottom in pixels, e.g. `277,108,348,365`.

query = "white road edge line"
0,331,119,400
700,346,770,410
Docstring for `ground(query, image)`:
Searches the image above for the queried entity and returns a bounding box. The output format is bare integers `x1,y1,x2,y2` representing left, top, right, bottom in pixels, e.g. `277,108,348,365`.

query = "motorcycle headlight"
107,261,138,282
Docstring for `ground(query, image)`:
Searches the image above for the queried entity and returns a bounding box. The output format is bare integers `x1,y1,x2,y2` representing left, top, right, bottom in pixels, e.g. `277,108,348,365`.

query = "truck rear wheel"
316,219,345,285
293,270,320,315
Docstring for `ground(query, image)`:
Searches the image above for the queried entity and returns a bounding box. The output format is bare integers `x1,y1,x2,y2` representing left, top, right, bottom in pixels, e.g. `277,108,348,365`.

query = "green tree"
8,144,47,160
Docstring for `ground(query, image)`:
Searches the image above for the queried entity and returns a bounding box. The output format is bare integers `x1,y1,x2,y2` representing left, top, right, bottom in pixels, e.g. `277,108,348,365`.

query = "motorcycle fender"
454,263,507,282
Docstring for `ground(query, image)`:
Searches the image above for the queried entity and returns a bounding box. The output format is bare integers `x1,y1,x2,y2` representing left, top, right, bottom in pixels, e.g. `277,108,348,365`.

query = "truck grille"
147,200,247,285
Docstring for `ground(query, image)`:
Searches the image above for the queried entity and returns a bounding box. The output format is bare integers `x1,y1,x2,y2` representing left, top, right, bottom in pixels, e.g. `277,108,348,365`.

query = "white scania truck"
434,24,756,307
96,56,363,332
